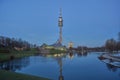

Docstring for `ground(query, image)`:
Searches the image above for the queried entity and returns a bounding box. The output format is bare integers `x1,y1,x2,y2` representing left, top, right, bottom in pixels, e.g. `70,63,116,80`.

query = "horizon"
0,0,120,47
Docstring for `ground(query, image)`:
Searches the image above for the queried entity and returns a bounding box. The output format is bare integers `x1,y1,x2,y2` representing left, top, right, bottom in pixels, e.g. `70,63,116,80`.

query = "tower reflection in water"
41,53,65,80
53,53,64,80
57,52,88,80
58,57,64,80
57,52,75,80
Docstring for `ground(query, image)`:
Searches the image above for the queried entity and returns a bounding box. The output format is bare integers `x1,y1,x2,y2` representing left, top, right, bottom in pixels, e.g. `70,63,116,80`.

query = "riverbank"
0,70,50,80
0,48,38,62
49,49,67,54
40,48,67,54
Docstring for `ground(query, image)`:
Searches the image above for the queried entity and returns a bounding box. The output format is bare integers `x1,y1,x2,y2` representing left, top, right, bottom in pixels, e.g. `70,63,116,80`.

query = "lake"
0,52,120,80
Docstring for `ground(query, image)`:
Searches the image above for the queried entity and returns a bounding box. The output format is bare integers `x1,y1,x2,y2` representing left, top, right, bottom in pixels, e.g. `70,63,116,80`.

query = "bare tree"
105,38,116,52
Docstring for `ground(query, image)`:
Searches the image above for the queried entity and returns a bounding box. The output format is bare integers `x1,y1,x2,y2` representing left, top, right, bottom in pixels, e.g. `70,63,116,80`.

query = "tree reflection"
0,57,30,71
68,52,74,59
98,55,120,79
98,55,120,72
77,52,88,57
106,63,118,72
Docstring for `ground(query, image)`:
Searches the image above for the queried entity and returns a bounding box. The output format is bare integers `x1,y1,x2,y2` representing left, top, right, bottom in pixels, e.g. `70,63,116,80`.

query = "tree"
116,41,120,52
105,38,116,52
0,36,32,50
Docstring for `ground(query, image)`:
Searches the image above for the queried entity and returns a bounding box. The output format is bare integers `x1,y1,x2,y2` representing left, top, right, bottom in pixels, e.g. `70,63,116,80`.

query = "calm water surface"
0,52,120,80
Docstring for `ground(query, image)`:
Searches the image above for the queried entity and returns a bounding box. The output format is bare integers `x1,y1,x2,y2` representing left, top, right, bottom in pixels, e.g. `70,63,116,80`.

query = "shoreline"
0,70,50,80
0,49,51,80
0,49,39,62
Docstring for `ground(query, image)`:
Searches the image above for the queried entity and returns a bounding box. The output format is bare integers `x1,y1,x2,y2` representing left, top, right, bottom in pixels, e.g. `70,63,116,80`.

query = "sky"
0,0,120,47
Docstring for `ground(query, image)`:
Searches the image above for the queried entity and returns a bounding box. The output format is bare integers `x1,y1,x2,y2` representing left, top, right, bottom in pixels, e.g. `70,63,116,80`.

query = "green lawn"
0,49,51,80
0,70,50,80
0,49,38,62
49,49,66,54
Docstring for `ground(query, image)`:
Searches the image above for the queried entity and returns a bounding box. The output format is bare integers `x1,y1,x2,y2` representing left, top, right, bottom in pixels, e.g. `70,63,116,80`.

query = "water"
0,52,120,80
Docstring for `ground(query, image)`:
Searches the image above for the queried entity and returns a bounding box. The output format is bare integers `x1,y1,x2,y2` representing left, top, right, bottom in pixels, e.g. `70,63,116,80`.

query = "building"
68,42,73,49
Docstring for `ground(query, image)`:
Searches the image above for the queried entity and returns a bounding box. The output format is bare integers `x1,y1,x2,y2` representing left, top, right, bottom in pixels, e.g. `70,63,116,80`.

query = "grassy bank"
0,48,38,62
49,49,66,54
0,70,50,80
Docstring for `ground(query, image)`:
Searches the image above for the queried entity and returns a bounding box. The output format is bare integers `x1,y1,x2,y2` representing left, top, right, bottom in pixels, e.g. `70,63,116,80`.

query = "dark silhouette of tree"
105,38,116,52
0,36,32,51
116,41,120,52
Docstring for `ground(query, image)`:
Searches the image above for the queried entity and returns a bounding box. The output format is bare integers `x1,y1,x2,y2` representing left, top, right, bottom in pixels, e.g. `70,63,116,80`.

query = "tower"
51,8,65,48
58,8,63,44
41,8,66,51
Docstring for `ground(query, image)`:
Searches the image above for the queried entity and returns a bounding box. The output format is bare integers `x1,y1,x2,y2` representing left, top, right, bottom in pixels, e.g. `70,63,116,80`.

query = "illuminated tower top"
58,8,63,27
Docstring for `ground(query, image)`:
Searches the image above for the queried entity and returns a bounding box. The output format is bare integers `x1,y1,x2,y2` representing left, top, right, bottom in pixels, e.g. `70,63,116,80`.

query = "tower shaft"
59,27,62,43
58,8,63,44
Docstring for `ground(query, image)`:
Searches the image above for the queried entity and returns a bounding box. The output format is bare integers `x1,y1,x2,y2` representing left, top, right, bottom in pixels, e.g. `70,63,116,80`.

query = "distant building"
68,42,73,49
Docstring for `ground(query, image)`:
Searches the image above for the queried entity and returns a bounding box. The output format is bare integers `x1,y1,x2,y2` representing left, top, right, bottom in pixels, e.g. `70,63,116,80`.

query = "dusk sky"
0,0,120,47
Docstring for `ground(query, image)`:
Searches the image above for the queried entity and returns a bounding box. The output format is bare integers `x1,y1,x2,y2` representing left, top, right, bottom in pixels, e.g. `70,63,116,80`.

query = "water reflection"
57,56,64,80
98,55,120,79
0,57,30,71
105,62,120,79
68,52,74,59
106,63,118,72
41,52,89,80
77,51,88,57
0,51,89,79
44,53,64,80
98,54,120,72
1,52,119,80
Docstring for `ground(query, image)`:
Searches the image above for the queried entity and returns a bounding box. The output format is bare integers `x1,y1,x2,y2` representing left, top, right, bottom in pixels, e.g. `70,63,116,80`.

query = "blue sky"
0,0,120,47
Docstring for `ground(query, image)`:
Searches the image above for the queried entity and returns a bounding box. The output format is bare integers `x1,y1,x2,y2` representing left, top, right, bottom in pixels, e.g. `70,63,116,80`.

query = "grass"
0,70,50,80
49,49,66,54
0,48,51,80
0,48,38,62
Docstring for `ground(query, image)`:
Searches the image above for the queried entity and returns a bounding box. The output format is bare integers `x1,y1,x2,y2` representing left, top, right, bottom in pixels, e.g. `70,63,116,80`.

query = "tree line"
0,36,35,50
105,38,120,52
76,39,120,53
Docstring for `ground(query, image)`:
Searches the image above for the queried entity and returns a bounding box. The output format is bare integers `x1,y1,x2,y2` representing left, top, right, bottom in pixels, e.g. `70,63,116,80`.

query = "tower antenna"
60,8,62,17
